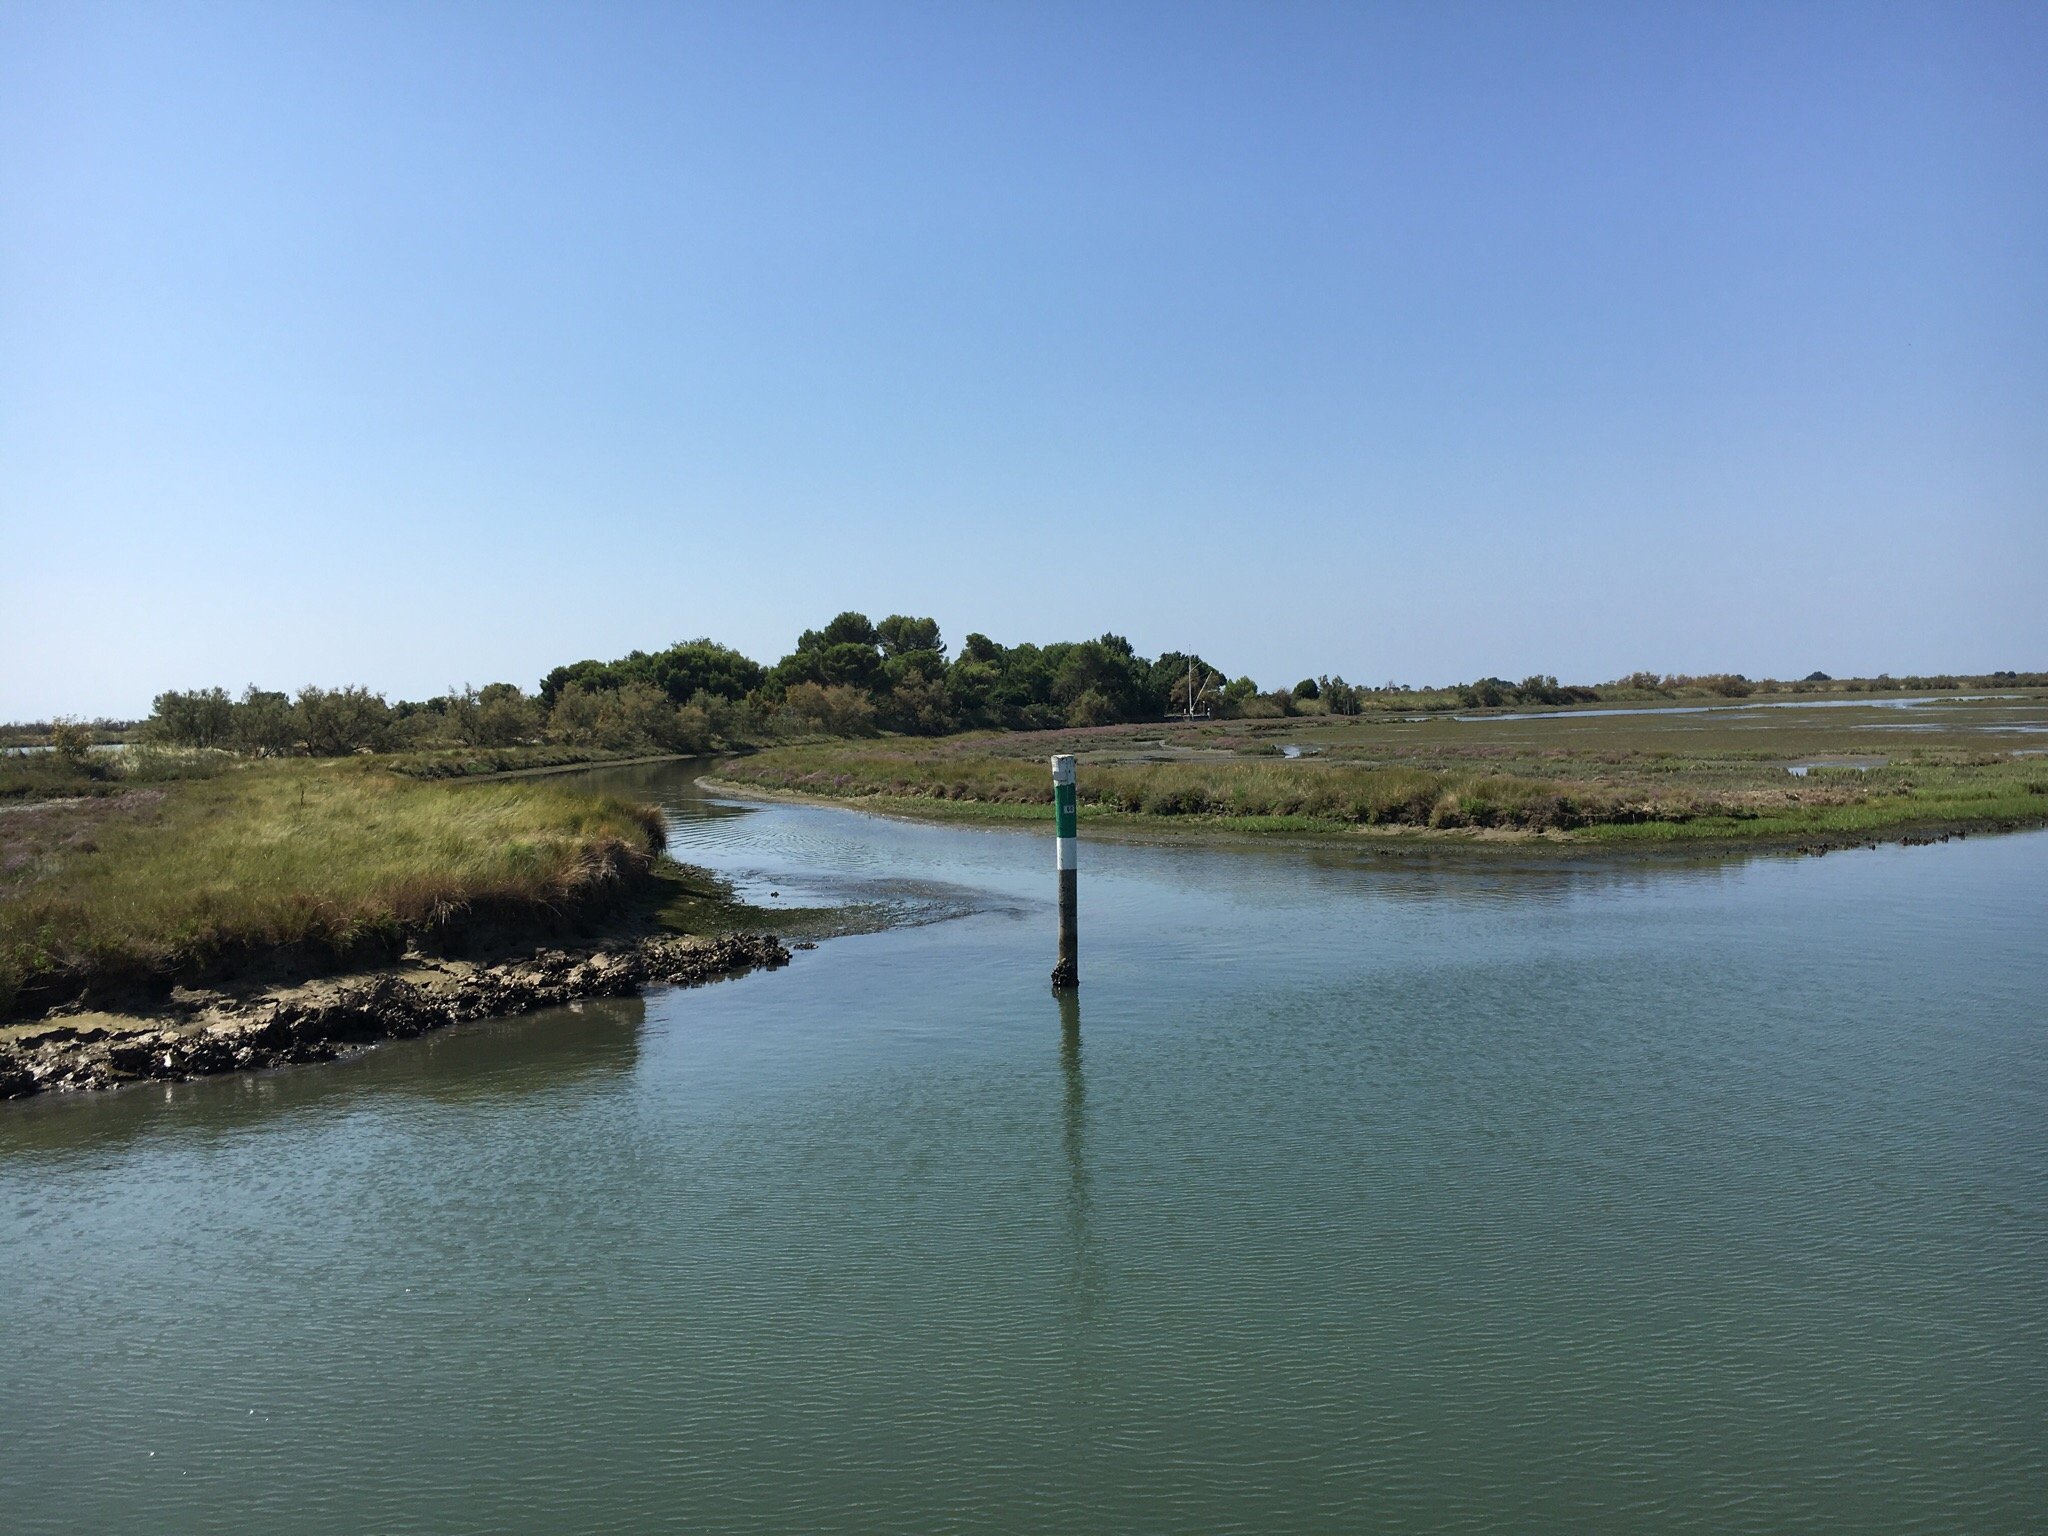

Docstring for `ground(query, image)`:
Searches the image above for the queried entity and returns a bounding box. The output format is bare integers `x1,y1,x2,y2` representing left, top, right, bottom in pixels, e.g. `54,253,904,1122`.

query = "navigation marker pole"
1051,754,1079,992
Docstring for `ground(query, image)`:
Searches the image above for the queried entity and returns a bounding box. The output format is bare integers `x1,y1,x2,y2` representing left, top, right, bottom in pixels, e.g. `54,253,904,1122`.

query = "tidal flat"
709,690,2048,850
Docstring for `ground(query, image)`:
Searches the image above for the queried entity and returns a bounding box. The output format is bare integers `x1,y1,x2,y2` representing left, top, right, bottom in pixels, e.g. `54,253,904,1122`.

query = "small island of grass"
0,753,816,1096
706,691,2048,852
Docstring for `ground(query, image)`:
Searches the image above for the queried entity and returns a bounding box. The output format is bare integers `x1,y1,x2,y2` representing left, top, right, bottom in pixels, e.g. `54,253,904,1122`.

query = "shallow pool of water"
4,763,2043,1533
1451,693,2026,722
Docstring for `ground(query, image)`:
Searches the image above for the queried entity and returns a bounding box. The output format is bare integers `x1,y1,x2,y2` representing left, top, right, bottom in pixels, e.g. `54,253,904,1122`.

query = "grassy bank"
0,746,227,802
378,745,698,780
710,694,2048,848
0,761,680,1019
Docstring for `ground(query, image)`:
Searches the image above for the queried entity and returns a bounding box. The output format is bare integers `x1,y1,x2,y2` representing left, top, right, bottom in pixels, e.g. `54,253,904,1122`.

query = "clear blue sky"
4,1,2043,718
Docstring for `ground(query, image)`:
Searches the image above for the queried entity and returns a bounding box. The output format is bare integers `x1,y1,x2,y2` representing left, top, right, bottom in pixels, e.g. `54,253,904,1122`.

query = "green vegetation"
5,645,2043,1021
378,744,681,781
0,761,676,1019
0,743,228,803
710,692,2048,849
0,718,141,751
541,639,766,709
15,605,2040,773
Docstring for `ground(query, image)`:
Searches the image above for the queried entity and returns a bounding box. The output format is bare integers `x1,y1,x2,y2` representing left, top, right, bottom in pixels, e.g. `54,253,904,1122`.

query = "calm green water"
4,763,2044,1533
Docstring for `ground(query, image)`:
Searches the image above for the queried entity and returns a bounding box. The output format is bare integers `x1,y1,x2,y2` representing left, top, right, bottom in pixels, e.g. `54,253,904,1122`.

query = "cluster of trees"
139,680,735,758
1630,672,1757,699
137,615,1297,757
539,640,765,710
145,685,451,756
1460,675,1606,709
126,614,2048,758
538,618,1270,738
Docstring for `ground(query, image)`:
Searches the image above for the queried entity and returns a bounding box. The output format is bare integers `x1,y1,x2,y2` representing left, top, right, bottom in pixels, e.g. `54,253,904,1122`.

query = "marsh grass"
1582,763,2048,843
0,754,122,802
715,698,2048,846
719,752,1651,830
381,745,689,780
0,761,667,1017
0,745,231,802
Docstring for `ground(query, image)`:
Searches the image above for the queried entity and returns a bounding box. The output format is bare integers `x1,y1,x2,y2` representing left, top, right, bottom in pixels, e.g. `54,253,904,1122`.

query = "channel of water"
4,761,2043,1533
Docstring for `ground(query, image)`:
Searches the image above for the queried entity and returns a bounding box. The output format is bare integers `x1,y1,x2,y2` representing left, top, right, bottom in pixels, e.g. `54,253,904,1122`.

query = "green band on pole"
1054,782,1077,839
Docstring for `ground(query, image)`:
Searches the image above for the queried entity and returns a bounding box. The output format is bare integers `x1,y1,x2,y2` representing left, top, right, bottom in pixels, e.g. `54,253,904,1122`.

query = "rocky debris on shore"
1795,829,1967,856
0,933,790,1099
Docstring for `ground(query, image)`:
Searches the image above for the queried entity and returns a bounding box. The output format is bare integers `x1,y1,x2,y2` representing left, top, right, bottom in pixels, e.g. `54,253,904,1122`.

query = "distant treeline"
13,613,2047,758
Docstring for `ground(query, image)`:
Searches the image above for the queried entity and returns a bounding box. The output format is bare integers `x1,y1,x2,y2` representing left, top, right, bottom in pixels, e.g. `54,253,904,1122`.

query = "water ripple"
3,767,2043,1533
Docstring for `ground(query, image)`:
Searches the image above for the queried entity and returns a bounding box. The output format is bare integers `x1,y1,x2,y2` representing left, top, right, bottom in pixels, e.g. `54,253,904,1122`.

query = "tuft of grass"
0,761,668,1018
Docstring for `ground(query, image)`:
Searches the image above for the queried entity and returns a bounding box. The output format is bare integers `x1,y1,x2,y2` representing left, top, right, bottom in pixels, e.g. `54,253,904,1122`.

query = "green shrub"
48,719,94,760
297,685,393,755
447,683,541,747
782,683,878,737
233,688,299,755
146,687,235,748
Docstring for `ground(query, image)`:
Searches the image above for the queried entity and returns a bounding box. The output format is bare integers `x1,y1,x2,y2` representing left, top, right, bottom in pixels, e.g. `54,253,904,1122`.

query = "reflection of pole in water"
1056,989,1100,1321
1054,987,1104,1441
1059,988,1084,1191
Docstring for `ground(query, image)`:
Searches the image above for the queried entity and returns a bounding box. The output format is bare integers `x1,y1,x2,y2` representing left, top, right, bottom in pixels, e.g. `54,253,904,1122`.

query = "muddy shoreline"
0,931,792,1100
699,776,2033,863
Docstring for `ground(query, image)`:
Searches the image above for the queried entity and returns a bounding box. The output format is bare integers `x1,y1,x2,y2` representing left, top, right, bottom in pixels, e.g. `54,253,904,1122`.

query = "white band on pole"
1056,835,1077,871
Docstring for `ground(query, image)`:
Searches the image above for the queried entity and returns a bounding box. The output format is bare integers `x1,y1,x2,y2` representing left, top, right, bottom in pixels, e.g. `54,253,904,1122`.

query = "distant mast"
1179,658,1211,720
